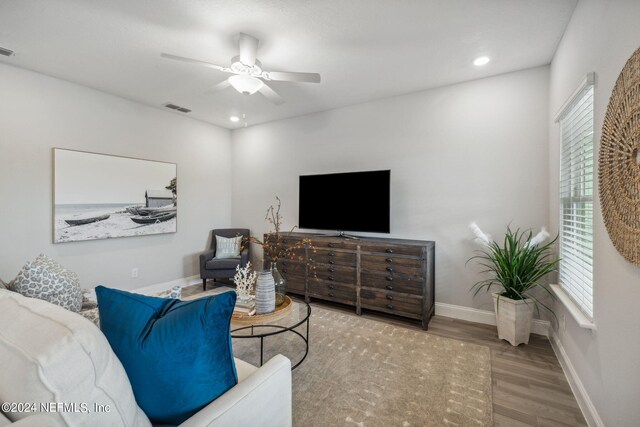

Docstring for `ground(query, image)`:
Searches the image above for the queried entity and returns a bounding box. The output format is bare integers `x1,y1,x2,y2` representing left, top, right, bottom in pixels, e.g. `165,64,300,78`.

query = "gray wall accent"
231,66,551,313
0,62,232,290
548,0,640,424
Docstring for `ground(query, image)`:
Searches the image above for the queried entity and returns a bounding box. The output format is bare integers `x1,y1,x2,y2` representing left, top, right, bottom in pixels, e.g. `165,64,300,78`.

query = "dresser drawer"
311,249,356,267
362,243,423,257
311,264,356,284
265,235,303,246
361,272,424,296
360,254,423,276
278,260,306,276
308,280,357,305
360,287,423,316
284,274,306,295
312,239,358,250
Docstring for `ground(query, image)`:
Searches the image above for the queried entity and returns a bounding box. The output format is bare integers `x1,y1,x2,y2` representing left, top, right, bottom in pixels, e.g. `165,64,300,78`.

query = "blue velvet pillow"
95,286,238,425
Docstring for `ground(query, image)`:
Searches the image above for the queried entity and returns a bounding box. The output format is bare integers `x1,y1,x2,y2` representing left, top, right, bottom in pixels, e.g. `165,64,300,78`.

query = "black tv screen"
299,170,390,233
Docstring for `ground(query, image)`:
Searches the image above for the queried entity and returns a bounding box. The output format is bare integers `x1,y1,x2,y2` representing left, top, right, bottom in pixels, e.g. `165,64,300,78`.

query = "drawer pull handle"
385,258,393,263
328,252,335,257
328,276,335,281
386,267,393,272
328,268,335,273
328,260,335,265
386,285,393,290
385,248,394,254
386,304,393,309
329,284,335,289
386,276,393,282
328,243,335,248
386,295,394,300
329,292,335,297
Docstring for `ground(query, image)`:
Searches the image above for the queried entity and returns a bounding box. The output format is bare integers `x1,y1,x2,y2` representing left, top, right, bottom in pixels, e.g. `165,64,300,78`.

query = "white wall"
0,63,231,290
548,0,640,425
231,66,550,312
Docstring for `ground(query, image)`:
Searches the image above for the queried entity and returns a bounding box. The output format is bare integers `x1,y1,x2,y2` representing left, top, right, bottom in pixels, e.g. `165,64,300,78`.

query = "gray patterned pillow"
80,286,182,328
81,289,98,310
80,307,100,328
12,255,82,312
157,285,182,299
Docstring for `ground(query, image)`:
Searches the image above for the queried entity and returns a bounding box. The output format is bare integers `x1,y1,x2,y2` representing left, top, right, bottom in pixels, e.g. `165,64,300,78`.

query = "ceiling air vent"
164,103,191,113
0,46,15,57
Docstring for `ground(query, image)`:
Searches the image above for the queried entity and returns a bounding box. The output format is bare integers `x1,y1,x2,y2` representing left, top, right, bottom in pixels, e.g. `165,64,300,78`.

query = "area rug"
232,304,493,427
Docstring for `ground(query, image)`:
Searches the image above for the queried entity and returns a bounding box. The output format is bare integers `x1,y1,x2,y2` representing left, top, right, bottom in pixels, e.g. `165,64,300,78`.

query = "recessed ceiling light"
230,116,240,122
473,56,490,66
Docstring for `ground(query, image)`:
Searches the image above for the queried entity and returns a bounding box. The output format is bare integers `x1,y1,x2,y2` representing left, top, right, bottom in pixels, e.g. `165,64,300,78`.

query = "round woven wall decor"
599,46,640,264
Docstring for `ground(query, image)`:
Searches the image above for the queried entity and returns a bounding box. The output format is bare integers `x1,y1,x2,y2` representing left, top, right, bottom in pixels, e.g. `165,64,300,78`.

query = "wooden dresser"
265,232,435,329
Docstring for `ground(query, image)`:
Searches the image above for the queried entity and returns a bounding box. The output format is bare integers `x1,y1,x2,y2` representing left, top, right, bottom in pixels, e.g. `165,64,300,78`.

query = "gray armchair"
200,228,250,291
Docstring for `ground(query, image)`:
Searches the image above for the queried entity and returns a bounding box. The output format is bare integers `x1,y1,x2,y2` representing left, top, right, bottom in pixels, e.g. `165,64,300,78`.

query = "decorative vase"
255,270,276,314
270,262,287,307
493,293,535,346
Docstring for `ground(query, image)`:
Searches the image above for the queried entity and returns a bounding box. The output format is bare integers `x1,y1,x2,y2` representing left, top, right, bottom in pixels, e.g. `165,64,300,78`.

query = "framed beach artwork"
53,148,177,243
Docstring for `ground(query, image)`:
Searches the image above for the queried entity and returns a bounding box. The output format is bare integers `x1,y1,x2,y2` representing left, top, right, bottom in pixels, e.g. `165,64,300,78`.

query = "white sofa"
0,289,292,427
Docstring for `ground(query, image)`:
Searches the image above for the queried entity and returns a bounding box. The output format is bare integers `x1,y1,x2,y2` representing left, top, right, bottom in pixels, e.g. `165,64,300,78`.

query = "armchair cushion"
95,287,238,425
205,257,242,271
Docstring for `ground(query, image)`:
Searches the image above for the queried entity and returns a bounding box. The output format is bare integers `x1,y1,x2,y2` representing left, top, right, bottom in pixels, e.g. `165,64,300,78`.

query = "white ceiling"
0,0,577,130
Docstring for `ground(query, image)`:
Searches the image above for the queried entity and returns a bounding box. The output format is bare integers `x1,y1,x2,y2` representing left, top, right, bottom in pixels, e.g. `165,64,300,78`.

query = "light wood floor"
187,283,587,426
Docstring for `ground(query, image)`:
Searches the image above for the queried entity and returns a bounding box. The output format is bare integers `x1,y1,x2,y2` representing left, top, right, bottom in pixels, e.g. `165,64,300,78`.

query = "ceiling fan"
161,33,321,105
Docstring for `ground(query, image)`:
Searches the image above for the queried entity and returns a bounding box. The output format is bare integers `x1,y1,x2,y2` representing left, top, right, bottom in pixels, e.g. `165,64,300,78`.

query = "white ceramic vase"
255,271,276,314
493,293,535,346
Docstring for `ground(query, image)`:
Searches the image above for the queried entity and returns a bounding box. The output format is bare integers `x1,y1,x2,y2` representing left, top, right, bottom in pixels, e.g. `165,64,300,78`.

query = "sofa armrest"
199,250,215,277
179,355,292,427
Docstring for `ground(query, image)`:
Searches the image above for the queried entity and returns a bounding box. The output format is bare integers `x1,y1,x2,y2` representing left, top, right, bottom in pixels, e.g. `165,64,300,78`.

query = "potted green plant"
468,223,559,346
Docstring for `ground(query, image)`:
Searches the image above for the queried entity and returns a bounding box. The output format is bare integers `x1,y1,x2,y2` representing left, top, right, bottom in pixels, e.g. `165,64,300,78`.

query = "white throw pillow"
0,289,150,426
215,235,242,259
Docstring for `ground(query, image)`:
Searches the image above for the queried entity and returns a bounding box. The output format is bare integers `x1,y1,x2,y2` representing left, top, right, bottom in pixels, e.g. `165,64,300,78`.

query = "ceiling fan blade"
238,33,259,66
259,82,285,105
160,53,231,73
263,71,321,83
205,79,231,94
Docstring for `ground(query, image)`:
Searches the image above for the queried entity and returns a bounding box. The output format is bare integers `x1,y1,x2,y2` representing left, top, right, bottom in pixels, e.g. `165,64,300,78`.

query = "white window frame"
552,73,596,329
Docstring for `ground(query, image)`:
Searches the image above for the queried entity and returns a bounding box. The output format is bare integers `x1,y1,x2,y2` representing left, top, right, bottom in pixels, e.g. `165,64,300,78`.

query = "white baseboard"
549,331,604,427
434,302,550,337
133,275,201,295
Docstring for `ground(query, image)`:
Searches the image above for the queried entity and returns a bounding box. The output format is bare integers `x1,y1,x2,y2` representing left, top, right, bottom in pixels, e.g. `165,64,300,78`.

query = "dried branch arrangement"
245,196,312,264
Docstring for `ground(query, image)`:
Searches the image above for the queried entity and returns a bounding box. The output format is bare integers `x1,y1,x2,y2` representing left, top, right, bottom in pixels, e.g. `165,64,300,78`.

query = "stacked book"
235,299,256,316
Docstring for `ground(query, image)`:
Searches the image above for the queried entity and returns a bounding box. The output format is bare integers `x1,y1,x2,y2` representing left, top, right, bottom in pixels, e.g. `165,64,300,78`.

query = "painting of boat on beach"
53,148,177,243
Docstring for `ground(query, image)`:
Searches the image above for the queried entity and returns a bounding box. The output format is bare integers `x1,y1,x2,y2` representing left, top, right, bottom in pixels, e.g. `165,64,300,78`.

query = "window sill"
550,284,596,330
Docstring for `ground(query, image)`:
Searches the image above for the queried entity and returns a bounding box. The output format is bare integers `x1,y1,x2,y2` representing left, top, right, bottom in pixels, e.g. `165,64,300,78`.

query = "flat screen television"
299,170,390,234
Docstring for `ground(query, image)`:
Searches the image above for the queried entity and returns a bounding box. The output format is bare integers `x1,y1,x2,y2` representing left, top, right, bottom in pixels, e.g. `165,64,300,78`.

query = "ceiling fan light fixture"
473,56,490,66
229,75,264,95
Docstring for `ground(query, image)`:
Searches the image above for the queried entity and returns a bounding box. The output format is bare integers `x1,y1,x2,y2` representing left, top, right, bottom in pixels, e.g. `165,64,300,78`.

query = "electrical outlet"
131,268,139,279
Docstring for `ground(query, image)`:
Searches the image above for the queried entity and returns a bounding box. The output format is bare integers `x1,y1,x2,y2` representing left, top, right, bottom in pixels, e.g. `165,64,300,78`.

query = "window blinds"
558,85,594,319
